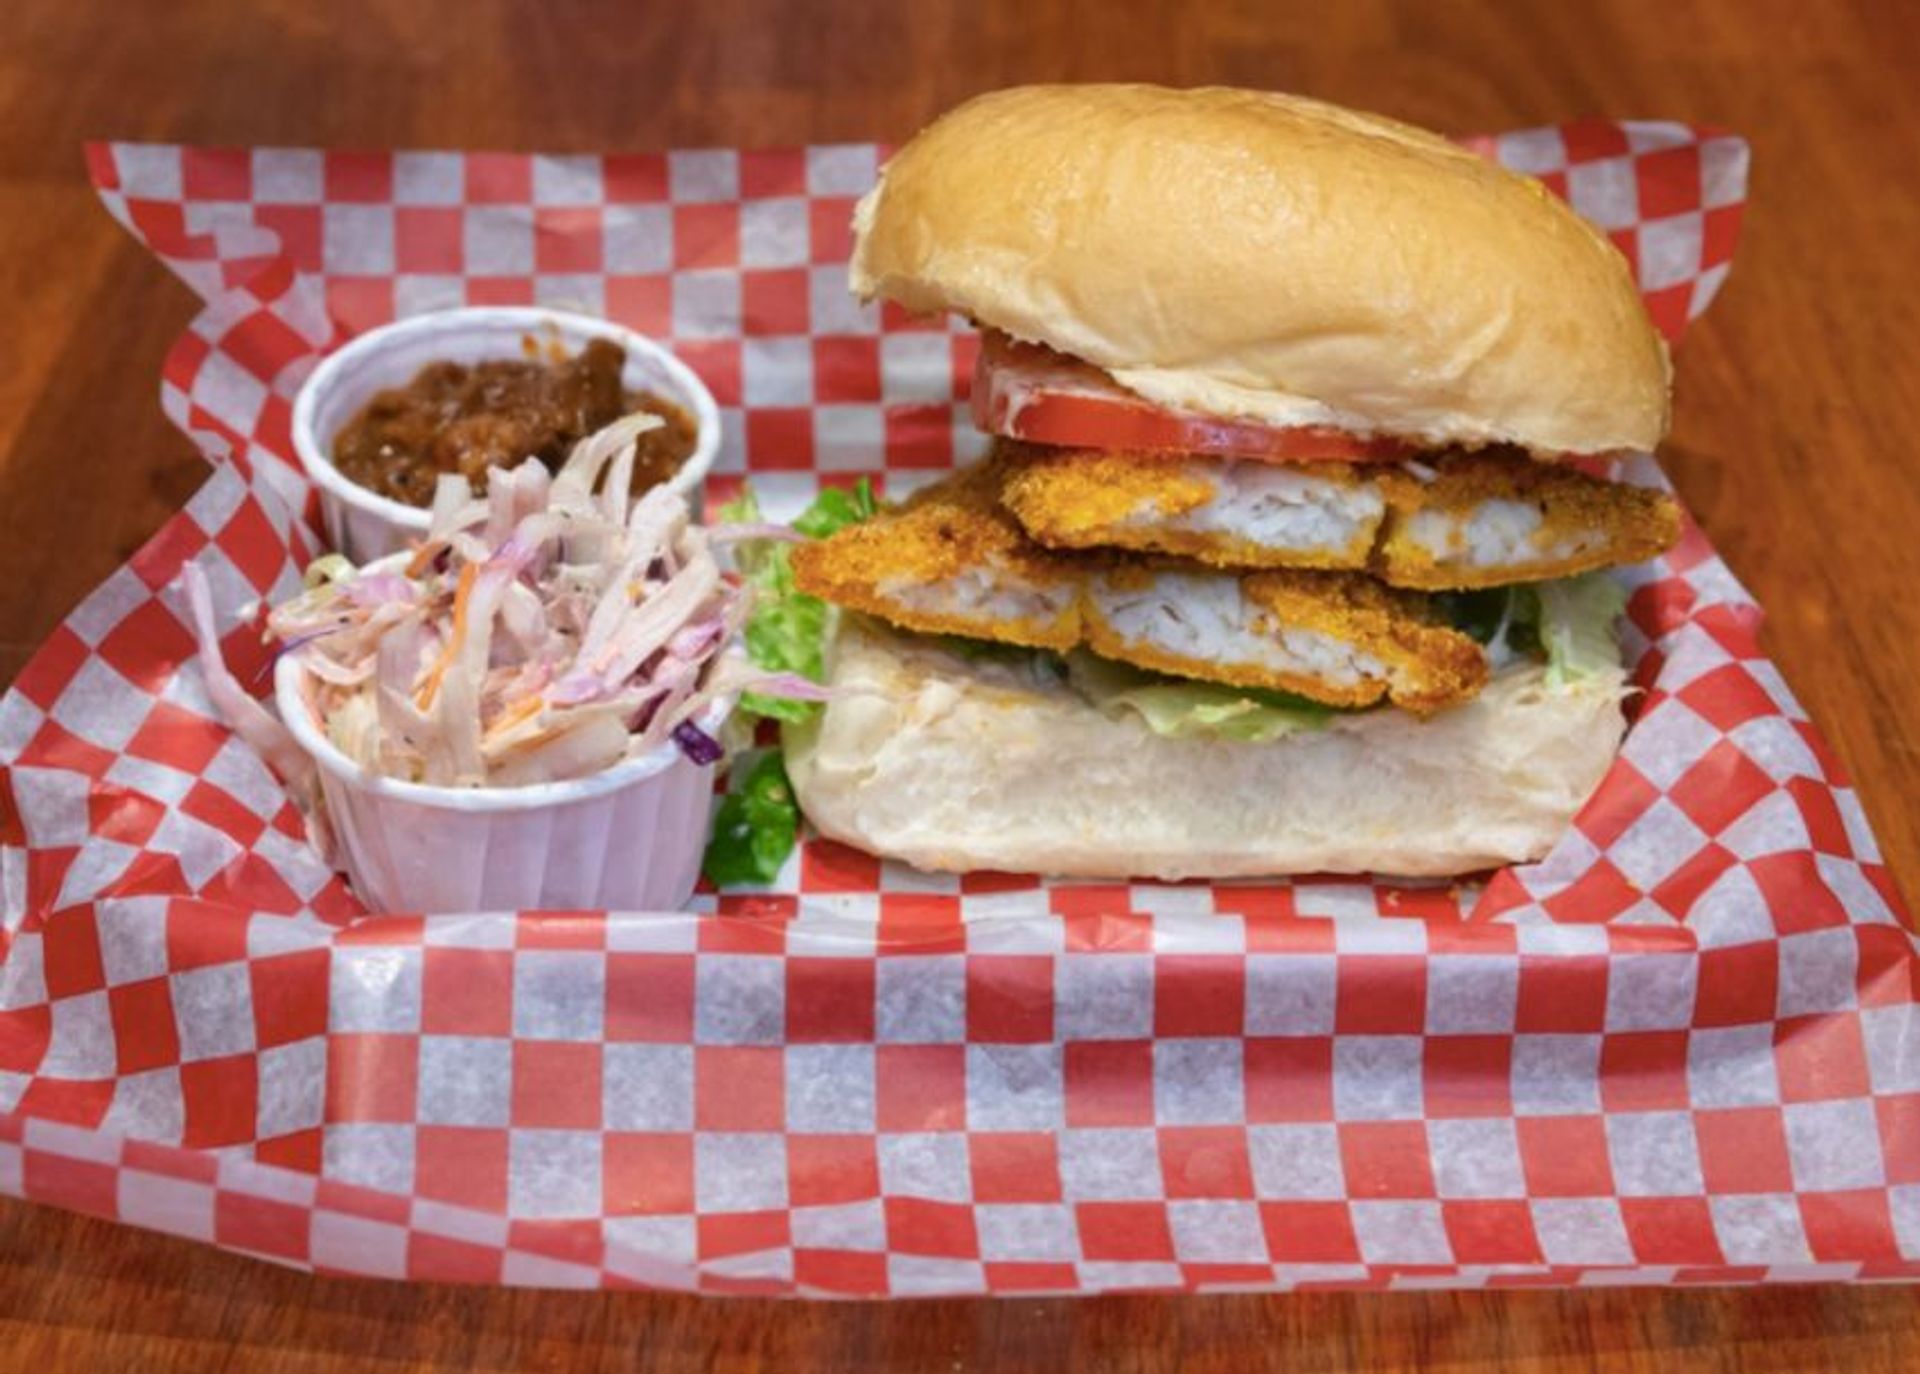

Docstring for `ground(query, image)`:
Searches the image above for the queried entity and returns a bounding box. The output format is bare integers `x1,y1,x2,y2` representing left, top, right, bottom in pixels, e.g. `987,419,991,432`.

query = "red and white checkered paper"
1,123,1917,1296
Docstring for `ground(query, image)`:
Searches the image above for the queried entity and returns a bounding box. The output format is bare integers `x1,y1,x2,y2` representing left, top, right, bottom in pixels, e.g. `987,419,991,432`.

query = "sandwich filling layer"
996,442,1680,590
789,464,1491,711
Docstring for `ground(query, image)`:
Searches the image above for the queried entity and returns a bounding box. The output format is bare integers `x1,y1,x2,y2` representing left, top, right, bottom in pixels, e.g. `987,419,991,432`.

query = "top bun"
852,85,1670,456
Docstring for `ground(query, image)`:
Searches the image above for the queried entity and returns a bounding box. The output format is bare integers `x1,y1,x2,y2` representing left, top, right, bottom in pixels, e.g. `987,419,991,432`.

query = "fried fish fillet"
996,442,1680,590
790,463,1085,652
1373,452,1681,590
790,465,1488,711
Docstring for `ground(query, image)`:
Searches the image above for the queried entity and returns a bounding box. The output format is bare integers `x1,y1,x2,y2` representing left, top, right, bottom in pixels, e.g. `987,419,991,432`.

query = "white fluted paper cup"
291,306,722,565
274,650,728,915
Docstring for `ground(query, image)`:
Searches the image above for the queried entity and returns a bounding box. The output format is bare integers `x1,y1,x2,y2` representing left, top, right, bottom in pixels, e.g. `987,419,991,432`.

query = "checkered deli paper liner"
0,121,1915,1296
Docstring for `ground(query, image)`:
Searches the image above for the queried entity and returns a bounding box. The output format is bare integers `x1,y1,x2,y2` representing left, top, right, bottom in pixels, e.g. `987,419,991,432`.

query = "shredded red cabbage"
672,720,724,765
263,414,749,788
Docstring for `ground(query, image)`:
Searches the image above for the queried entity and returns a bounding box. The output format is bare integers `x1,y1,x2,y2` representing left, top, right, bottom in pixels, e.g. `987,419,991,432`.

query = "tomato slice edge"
973,337,1413,463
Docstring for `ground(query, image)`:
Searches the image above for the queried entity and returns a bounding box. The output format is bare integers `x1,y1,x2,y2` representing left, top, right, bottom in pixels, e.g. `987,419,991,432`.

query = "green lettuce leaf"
701,749,798,886
722,478,877,723
702,482,881,888
1534,573,1628,686
1064,651,1335,741
1443,575,1623,685
791,480,878,538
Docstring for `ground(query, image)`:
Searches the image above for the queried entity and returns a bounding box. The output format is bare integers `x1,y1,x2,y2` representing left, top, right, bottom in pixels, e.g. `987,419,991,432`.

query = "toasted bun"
852,84,1669,456
786,619,1627,880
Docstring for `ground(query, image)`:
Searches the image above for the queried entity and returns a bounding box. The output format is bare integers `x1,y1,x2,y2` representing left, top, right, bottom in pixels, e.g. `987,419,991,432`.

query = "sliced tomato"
972,332,1414,463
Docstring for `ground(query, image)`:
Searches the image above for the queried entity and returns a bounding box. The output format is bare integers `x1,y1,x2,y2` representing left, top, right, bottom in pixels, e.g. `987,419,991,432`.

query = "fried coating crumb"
995,440,1680,589
997,440,1379,572
1080,564,1487,710
1373,450,1682,589
998,442,1220,535
1245,570,1491,711
792,464,1489,712
789,464,1083,650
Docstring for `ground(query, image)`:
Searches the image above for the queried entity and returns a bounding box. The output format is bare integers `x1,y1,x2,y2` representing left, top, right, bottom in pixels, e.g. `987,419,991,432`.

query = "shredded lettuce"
927,637,1332,738
718,478,876,723
1439,575,1624,684
1065,651,1335,741
1534,573,1628,686
701,748,798,886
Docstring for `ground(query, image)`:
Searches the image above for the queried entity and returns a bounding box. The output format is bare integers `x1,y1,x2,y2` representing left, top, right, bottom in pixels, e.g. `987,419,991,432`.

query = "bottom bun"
784,618,1628,880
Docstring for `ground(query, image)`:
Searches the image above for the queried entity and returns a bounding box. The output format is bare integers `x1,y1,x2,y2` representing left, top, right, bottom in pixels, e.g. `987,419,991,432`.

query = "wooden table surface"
3,0,1916,1368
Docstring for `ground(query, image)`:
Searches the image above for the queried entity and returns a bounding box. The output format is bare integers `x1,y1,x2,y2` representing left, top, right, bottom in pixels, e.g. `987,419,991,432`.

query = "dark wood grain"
2,0,1917,1369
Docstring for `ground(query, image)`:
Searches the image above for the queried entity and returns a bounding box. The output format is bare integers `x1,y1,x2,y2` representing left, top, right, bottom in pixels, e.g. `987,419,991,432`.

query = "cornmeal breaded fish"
1081,566,1487,711
1373,452,1681,590
789,463,1084,652
790,465,1489,711
996,442,1680,590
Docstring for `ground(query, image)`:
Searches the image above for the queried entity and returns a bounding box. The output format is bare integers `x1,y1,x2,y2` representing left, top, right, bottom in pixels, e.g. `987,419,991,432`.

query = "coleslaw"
212,413,813,791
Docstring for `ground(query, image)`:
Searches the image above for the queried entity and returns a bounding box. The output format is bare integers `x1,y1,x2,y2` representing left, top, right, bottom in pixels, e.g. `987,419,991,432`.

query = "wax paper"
1,123,1917,1294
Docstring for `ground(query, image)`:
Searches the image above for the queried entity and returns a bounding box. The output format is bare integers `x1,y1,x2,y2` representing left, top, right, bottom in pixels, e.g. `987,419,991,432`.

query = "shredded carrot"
404,539,445,579
481,693,544,743
415,563,478,709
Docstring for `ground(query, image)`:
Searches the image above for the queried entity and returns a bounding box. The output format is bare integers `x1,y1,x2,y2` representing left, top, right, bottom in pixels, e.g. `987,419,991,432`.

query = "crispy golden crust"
1374,450,1683,589
1081,620,1380,706
789,465,1083,650
996,442,1218,534
996,440,1376,571
994,441,1680,588
1244,571,1491,711
1079,567,1485,711
793,465,1488,711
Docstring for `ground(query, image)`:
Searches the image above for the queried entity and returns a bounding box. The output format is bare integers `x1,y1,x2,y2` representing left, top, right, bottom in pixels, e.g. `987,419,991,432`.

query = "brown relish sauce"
330,338,699,507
